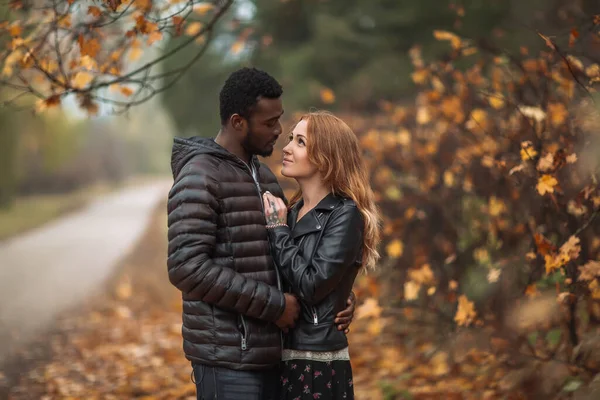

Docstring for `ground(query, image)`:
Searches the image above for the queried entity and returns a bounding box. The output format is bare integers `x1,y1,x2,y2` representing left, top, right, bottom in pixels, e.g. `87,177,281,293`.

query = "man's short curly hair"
219,67,283,125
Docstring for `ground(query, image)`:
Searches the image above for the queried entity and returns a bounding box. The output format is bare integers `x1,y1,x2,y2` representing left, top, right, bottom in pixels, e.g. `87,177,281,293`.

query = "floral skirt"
280,359,354,400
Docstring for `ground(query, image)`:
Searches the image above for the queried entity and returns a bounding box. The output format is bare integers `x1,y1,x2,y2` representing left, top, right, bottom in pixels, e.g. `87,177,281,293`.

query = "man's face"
242,97,284,157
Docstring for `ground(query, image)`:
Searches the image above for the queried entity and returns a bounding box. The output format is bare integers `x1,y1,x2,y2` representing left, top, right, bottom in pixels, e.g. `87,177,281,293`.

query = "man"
167,67,355,399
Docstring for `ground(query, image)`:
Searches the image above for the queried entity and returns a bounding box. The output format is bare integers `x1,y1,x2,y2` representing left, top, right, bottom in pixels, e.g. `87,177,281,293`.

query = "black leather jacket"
267,193,364,351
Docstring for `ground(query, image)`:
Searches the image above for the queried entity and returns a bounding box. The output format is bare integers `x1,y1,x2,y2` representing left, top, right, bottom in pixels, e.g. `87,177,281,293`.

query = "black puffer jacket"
268,193,364,351
167,136,287,370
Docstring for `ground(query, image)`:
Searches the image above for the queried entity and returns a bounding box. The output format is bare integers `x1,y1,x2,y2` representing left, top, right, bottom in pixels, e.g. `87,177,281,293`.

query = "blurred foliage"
160,0,600,134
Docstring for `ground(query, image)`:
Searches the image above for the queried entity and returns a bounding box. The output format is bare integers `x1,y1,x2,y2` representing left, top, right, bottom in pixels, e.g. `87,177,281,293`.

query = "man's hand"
275,293,300,333
335,291,356,333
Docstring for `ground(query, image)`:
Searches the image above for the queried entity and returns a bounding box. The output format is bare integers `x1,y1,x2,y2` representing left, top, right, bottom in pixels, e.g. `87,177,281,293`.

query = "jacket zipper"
311,306,319,325
240,315,248,350
240,160,284,350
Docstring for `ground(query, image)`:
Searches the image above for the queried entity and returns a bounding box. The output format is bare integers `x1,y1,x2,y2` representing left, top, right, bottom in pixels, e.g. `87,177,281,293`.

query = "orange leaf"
35,94,61,112
8,23,22,37
147,30,163,45
533,233,556,256
230,40,244,55
185,22,203,36
78,35,101,58
193,2,215,15
128,47,143,61
454,295,477,326
536,174,558,195
569,28,579,48
433,30,462,49
319,88,335,104
88,6,102,17
172,16,184,36
120,86,134,97
355,298,382,320
72,71,93,89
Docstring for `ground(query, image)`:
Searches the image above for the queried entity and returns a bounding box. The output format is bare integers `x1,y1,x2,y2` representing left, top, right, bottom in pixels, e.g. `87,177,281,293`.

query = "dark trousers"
192,363,280,400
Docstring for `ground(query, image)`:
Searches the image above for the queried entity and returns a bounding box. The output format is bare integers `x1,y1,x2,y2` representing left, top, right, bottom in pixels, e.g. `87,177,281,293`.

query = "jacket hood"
170,136,258,179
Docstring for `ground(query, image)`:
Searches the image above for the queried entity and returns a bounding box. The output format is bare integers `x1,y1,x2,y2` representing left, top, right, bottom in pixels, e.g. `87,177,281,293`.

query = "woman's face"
281,119,318,180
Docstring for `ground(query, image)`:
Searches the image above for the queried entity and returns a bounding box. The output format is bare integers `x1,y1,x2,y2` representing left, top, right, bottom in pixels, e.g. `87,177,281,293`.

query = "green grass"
0,183,114,241
0,175,168,241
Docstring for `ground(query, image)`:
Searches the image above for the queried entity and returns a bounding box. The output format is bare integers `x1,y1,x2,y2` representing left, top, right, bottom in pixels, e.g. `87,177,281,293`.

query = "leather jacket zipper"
240,315,248,350
311,306,319,325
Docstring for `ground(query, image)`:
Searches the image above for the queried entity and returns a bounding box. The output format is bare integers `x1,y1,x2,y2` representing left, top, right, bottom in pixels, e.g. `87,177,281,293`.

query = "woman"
262,111,381,400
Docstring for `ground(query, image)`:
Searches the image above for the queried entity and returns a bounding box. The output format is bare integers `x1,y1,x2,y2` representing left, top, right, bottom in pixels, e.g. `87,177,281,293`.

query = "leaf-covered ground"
0,201,593,400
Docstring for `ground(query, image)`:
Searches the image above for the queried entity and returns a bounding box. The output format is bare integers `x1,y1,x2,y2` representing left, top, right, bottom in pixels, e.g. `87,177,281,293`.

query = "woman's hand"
263,191,288,226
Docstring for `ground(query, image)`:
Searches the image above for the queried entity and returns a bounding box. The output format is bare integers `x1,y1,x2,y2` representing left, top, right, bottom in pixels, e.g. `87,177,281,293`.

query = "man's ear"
230,114,247,131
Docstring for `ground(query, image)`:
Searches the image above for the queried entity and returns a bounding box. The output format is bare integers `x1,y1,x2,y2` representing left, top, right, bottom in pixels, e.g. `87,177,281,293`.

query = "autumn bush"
332,27,600,375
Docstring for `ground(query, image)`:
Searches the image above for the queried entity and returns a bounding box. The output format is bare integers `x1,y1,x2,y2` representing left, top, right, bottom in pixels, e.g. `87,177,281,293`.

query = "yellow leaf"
355,298,382,320
411,69,428,84
578,260,600,281
586,64,600,78
537,152,554,172
487,268,501,283
560,235,581,260
548,103,568,127
488,196,506,216
488,94,504,109
147,30,163,45
589,280,600,300
520,141,538,161
230,40,245,55
72,71,93,89
433,30,462,49
320,88,335,104
58,14,72,29
386,239,403,258
409,264,435,285
416,106,430,125
536,174,558,195
128,47,143,61
2,49,23,77
566,153,578,164
80,55,98,71
193,2,215,15
448,280,458,290
367,318,384,335
185,22,203,36
430,351,450,376
385,186,401,200
454,295,477,326
404,281,421,301
443,171,455,187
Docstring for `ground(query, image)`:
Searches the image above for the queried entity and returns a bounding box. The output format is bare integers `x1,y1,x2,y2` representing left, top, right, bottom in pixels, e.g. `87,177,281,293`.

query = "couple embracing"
167,67,380,399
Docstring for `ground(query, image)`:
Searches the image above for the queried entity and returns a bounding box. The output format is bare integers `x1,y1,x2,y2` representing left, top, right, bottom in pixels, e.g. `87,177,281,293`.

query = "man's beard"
242,129,274,158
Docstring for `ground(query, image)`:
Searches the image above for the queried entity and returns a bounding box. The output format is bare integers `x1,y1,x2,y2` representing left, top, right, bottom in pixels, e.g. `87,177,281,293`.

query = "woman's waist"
282,347,350,362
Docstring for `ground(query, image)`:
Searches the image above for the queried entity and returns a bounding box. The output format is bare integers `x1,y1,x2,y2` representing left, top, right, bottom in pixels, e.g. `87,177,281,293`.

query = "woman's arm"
265,199,364,306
